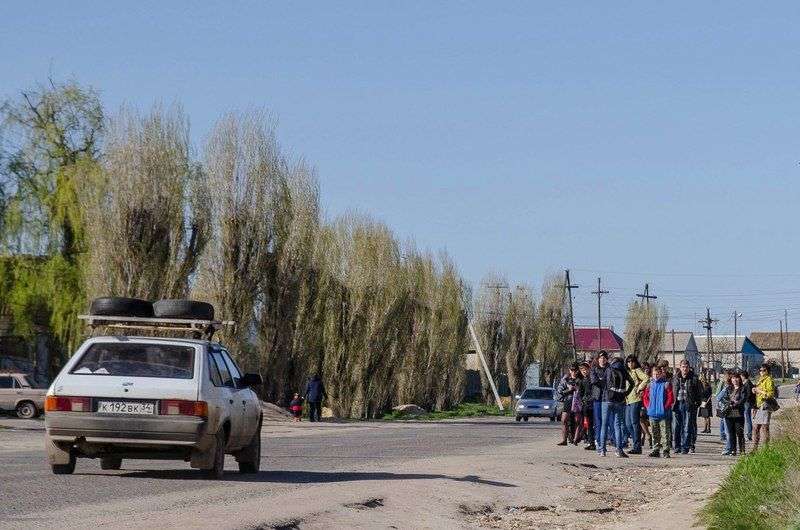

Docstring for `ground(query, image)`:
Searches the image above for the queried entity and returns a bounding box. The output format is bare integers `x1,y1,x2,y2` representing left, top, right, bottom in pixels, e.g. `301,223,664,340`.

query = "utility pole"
785,308,790,375
564,270,579,361
460,282,504,411
780,319,787,379
636,283,658,306
671,329,676,369
591,278,609,354
698,308,718,379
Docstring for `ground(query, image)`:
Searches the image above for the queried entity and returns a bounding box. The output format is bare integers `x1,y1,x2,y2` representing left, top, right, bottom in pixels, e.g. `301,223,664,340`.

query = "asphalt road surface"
0,415,561,529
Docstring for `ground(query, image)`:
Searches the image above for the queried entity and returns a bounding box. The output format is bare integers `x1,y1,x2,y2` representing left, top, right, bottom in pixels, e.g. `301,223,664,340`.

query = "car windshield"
521,389,553,400
70,343,195,379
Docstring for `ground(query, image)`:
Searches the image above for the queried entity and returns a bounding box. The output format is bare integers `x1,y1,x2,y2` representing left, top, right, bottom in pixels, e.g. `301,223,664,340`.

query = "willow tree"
533,275,571,376
82,105,209,302
258,161,321,403
505,285,537,394
624,300,668,364
194,110,283,360
0,79,103,355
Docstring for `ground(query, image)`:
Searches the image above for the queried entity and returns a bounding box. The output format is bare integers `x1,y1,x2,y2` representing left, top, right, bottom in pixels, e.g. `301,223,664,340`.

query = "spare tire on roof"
153,299,215,321
90,297,154,318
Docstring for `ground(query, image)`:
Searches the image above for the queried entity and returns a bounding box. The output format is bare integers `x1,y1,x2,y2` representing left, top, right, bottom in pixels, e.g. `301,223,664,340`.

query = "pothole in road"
344,497,385,510
246,518,303,530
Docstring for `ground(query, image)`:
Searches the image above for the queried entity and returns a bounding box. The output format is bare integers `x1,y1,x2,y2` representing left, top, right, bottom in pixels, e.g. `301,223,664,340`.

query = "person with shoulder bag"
722,372,748,456
752,364,777,450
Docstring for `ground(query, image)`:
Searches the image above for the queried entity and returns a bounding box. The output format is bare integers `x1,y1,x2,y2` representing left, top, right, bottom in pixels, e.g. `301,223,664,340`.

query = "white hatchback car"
44,336,263,478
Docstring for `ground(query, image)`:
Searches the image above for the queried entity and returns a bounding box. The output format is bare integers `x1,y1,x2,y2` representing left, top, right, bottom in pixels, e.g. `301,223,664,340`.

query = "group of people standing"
554,351,779,458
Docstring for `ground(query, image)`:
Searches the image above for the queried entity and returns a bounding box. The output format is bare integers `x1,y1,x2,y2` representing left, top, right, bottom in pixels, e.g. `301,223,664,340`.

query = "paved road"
0,416,560,529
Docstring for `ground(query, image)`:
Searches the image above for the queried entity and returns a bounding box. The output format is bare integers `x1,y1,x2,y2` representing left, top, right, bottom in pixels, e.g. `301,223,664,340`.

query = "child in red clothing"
289,393,303,421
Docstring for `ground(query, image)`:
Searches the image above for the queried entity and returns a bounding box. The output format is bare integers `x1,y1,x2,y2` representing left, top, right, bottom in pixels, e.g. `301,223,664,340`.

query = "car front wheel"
100,457,122,470
237,418,262,473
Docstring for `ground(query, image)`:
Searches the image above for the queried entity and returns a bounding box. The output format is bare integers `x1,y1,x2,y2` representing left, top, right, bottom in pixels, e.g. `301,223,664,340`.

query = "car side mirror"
241,373,263,387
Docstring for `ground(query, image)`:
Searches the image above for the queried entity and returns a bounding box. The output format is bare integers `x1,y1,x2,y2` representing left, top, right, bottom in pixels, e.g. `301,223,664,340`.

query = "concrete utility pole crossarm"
636,283,658,306
698,308,718,378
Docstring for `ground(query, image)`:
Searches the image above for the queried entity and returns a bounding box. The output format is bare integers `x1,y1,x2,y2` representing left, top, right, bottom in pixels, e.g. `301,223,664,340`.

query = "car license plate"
97,401,155,415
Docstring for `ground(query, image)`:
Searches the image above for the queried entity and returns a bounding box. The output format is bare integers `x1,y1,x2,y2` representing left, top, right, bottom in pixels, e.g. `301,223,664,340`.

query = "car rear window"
71,343,196,379
522,389,553,400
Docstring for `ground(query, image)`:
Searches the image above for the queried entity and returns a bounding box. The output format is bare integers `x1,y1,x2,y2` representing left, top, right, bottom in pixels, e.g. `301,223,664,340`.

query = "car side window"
221,351,242,384
0,376,12,389
207,353,223,387
211,351,234,387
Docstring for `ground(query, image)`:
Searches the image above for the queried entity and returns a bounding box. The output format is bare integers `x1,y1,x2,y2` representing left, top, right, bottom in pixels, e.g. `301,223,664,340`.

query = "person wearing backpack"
601,356,635,458
643,365,675,458
624,355,650,455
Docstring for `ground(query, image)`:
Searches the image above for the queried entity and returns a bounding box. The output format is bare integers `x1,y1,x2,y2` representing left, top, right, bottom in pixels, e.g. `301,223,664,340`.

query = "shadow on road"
82,469,517,487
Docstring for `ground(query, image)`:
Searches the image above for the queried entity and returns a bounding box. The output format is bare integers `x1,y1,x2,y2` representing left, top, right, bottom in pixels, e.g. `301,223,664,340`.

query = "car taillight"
45,396,92,412
159,400,208,418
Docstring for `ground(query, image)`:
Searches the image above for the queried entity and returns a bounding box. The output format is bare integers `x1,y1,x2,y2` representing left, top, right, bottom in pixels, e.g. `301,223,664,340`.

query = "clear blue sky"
3,3,800,336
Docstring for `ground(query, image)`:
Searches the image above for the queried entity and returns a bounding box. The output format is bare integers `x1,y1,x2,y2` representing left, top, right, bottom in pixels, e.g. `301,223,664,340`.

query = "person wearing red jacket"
642,365,675,458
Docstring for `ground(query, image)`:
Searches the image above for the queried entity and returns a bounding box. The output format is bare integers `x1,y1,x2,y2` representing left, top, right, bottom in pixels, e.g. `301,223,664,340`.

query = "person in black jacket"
304,374,326,422
590,351,611,455
556,363,582,445
722,372,750,456
672,360,702,454
578,362,595,449
740,371,755,441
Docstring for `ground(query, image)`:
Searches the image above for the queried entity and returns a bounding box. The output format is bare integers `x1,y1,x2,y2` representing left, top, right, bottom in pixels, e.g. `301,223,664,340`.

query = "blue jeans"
593,400,603,447
720,413,727,441
673,401,694,452
601,401,626,452
744,403,752,439
625,402,642,451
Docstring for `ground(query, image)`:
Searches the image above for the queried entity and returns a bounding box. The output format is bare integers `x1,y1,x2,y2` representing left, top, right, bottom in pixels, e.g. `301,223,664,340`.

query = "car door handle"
229,399,234,404
242,400,247,405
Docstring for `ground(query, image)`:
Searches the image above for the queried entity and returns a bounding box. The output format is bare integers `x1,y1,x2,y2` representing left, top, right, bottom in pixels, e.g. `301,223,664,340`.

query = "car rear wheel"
515,416,521,422
237,418,262,473
100,457,122,470
15,401,38,419
550,415,556,422
51,454,76,475
202,429,225,480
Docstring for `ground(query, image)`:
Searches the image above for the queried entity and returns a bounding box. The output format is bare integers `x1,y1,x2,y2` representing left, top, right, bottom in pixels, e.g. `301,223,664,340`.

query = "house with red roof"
569,327,624,360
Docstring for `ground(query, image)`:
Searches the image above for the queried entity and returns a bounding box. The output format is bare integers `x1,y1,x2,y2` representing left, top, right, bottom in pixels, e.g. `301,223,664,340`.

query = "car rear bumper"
45,412,208,447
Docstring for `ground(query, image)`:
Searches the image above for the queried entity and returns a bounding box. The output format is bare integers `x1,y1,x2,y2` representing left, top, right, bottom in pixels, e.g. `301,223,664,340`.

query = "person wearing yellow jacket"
625,355,650,454
752,364,776,450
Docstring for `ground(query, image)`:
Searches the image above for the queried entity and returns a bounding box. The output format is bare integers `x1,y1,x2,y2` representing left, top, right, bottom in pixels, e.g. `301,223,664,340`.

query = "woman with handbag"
722,372,748,456
752,364,777,450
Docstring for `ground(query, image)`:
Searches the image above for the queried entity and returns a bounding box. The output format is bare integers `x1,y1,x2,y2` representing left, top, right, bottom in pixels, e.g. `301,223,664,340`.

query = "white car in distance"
45,335,263,478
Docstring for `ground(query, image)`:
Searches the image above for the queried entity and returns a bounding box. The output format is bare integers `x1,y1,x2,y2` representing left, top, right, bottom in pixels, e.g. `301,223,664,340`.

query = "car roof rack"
78,315,235,340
